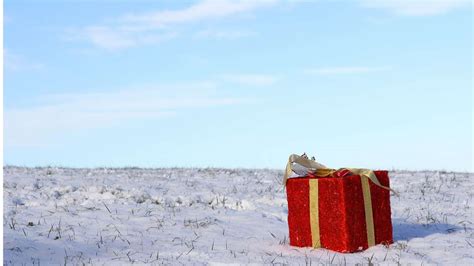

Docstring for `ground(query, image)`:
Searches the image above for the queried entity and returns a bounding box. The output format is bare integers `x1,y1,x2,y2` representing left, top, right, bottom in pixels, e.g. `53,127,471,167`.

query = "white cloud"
359,0,471,16
4,82,252,147
305,66,391,75
221,74,279,86
71,0,275,50
194,29,256,40
4,50,45,71
77,26,178,50
121,0,276,27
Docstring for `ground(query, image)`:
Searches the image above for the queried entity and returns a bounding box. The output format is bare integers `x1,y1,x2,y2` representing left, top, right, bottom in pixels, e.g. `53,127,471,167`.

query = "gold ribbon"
284,153,397,248
283,154,397,194
283,154,327,185
308,179,321,248
360,176,375,247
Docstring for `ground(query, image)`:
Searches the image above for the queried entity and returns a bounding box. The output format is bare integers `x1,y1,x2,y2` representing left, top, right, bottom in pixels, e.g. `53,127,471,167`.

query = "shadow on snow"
391,218,463,241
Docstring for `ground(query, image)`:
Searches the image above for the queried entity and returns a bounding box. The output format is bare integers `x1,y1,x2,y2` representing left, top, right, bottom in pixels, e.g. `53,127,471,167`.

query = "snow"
3,167,473,265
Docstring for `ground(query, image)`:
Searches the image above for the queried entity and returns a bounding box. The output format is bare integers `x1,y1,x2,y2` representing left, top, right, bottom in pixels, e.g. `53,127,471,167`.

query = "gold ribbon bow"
283,154,395,193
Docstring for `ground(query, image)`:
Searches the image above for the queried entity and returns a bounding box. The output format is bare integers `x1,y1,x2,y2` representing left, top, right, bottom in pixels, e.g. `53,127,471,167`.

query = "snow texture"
3,167,473,265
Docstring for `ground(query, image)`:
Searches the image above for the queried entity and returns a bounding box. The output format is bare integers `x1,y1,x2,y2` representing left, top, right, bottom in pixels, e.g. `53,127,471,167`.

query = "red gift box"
286,170,393,253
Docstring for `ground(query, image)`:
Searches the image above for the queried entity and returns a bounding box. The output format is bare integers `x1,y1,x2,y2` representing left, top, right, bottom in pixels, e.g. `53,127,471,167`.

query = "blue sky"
4,0,473,171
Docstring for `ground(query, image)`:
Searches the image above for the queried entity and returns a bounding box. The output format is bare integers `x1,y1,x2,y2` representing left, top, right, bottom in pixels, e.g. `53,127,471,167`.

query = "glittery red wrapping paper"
286,170,393,253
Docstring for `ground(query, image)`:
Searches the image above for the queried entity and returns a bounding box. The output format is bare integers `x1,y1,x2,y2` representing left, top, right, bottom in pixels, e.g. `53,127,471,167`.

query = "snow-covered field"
3,167,473,265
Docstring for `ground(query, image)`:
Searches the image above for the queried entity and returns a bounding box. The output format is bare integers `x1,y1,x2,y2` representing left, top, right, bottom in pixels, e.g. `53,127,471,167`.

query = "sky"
3,0,473,172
